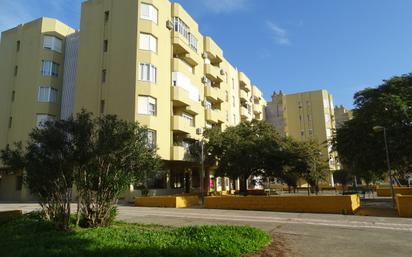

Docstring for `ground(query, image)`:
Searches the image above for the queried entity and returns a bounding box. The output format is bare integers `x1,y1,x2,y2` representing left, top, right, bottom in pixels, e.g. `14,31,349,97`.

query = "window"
38,87,58,103
139,33,157,53
36,114,55,128
8,117,12,129
225,91,228,102
11,91,15,101
100,100,105,114
226,111,229,122
233,114,236,124
103,40,108,52
14,66,18,76
139,63,157,83
102,69,107,83
16,40,20,52
141,3,158,24
204,100,212,110
41,60,59,77
301,130,305,136
173,17,198,52
16,176,23,191
182,113,194,127
138,96,157,115
232,79,235,90
104,11,110,22
232,96,235,108
43,35,62,53
147,129,157,148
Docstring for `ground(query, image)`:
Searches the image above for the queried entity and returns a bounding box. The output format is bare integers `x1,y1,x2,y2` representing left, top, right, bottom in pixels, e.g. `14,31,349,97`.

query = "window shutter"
149,35,157,52
139,34,150,50
150,65,157,83
138,96,148,114
53,37,62,53
43,36,53,49
150,6,158,24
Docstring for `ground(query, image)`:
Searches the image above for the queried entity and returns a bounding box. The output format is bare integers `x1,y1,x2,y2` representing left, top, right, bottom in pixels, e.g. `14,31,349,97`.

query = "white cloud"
201,0,250,14
267,21,290,46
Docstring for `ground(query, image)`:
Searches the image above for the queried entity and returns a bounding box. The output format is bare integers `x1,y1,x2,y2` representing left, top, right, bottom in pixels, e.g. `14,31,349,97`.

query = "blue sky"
1,0,412,108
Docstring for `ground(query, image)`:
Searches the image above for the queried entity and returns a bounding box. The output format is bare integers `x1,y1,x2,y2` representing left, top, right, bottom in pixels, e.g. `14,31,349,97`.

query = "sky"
1,0,412,108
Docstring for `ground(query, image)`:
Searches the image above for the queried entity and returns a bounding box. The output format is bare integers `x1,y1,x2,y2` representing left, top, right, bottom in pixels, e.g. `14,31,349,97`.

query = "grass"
0,212,271,257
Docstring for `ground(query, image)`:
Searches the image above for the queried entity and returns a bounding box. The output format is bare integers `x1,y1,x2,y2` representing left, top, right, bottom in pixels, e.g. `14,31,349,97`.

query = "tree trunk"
240,175,248,196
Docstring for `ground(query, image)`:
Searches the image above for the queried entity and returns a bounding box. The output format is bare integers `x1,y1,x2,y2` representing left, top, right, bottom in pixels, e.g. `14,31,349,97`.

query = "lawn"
0,213,271,257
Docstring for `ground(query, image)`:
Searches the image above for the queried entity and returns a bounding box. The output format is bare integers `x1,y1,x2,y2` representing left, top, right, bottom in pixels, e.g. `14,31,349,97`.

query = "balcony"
253,104,262,115
172,31,192,56
239,90,249,102
239,72,251,92
205,109,223,124
204,37,223,64
172,58,196,82
172,115,196,135
171,86,201,115
204,64,223,83
252,86,262,100
205,86,224,103
171,145,190,161
240,107,249,119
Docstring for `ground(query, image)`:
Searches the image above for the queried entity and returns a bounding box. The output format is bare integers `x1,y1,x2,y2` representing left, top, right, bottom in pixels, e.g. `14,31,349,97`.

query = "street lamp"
197,129,205,207
373,126,395,208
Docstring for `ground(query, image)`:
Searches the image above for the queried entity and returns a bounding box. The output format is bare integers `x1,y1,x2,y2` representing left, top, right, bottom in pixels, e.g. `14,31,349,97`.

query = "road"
1,203,412,257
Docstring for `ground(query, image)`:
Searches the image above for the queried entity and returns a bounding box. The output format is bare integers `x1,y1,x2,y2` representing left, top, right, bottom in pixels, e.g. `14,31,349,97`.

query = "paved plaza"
1,203,412,257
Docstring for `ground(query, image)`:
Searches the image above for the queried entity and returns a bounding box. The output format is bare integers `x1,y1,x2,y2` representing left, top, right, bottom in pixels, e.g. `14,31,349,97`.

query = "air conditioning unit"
220,69,225,75
166,20,174,30
202,52,208,59
196,128,204,135
201,77,208,84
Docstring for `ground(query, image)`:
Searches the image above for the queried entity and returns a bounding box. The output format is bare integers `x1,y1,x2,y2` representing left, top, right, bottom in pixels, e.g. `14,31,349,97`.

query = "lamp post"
373,126,395,208
197,128,205,207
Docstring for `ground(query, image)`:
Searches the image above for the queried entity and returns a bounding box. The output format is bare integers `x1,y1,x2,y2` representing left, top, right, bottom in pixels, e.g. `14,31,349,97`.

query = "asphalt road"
1,203,412,257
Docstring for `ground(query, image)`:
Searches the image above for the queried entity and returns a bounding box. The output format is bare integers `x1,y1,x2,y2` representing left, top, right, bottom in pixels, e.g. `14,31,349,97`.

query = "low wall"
135,195,199,208
396,195,412,218
204,195,360,214
377,187,412,197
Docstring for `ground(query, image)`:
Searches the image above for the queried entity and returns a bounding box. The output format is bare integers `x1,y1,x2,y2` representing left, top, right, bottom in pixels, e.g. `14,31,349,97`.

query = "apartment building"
266,90,338,185
74,0,266,196
0,0,266,200
334,105,353,129
0,18,75,200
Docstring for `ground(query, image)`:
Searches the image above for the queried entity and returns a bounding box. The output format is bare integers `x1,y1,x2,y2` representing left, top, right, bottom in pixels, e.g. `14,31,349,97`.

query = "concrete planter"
135,195,200,208
204,195,360,214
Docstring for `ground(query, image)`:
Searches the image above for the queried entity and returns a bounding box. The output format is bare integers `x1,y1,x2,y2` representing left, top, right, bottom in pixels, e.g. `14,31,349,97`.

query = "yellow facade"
0,17,75,201
266,90,339,179
0,0,267,200
334,105,353,129
73,0,267,194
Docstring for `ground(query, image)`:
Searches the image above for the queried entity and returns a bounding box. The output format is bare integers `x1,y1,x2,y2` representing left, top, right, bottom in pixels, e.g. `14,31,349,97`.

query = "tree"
1,111,161,229
1,119,77,230
334,74,412,184
285,140,330,194
206,121,286,195
75,114,161,227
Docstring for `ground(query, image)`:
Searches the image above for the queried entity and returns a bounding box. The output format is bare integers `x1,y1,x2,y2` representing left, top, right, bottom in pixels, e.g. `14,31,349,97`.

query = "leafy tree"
334,74,412,183
75,114,161,227
1,111,161,229
1,119,76,230
206,121,286,195
285,140,330,194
